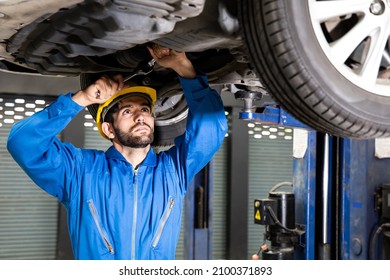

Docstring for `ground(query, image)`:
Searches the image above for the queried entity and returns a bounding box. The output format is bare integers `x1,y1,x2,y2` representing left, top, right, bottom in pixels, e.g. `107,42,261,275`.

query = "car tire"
238,0,390,139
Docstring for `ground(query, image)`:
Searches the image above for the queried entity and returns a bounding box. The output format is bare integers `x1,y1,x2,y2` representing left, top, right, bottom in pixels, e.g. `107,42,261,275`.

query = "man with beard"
7,46,228,260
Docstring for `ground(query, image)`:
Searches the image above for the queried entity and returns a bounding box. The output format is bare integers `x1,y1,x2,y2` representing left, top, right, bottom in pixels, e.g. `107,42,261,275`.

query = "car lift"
235,91,390,260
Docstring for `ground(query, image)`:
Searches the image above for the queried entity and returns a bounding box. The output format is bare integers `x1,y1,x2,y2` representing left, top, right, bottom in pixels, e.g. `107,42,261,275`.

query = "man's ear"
101,122,115,140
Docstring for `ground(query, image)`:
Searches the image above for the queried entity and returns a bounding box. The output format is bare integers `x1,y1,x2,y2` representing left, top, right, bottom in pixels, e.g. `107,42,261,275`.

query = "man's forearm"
171,58,196,79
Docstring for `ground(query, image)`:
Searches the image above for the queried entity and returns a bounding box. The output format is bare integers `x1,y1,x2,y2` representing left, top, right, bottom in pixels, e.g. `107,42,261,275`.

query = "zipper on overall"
87,200,114,254
131,168,138,260
152,197,175,248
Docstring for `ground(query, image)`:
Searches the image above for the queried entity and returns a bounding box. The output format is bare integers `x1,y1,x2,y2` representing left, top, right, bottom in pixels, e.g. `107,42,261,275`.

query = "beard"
113,122,154,148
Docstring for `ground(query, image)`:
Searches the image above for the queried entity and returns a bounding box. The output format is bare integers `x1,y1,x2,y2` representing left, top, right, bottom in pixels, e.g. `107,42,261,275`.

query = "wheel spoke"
361,16,390,85
309,0,370,22
328,17,376,66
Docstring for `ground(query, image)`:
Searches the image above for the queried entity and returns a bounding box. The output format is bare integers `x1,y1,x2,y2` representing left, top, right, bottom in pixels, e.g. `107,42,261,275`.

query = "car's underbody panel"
1,0,245,78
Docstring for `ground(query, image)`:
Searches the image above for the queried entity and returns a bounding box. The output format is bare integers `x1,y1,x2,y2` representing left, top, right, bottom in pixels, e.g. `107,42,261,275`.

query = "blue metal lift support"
240,103,390,260
292,131,317,260
183,163,213,259
340,139,390,259
239,105,310,129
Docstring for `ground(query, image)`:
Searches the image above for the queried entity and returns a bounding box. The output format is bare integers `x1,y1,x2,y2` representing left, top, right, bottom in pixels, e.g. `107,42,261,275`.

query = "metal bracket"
234,90,310,129
239,105,310,129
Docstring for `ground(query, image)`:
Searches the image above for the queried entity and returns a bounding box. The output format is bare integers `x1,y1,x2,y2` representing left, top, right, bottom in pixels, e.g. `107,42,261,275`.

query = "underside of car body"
0,0,254,86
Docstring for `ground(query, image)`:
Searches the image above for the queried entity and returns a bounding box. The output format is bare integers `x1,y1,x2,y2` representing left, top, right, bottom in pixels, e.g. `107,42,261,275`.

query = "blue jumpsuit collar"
105,145,157,167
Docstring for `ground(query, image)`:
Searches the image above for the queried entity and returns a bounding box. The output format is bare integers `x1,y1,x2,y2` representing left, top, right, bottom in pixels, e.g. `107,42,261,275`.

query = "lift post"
236,98,315,259
237,96,390,260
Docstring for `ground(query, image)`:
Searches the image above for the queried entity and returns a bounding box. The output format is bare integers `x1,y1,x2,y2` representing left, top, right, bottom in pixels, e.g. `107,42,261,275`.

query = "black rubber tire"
238,0,390,139
80,73,186,148
153,117,187,149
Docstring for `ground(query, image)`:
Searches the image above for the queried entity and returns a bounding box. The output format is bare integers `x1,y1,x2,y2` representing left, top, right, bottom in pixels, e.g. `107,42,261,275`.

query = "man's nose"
134,111,145,123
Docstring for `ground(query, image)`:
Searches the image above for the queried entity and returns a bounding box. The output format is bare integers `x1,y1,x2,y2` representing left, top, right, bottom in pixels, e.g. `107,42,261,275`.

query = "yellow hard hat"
93,86,156,139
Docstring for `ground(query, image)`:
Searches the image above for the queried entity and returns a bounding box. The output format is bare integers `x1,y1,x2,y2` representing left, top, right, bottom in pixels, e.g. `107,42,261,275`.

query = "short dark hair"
104,103,120,124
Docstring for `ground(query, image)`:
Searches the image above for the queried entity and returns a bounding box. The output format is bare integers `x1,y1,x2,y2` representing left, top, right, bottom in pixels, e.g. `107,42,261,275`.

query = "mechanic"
6,45,228,260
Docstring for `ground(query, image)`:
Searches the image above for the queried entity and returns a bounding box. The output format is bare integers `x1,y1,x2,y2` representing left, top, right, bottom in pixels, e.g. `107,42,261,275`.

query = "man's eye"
142,108,150,113
123,109,132,115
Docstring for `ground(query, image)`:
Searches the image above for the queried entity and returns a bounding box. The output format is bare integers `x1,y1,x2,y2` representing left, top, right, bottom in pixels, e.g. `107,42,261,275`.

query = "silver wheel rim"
309,0,390,97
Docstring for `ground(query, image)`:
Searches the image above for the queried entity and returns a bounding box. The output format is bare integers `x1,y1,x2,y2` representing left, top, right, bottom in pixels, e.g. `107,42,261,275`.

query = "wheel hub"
370,0,386,15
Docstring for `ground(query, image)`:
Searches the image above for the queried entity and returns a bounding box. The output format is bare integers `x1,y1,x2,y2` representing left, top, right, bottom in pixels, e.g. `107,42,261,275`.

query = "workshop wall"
247,124,294,258
0,94,58,259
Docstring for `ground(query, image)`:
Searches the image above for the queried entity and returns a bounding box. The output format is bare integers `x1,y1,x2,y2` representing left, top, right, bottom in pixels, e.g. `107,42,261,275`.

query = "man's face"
110,96,155,148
